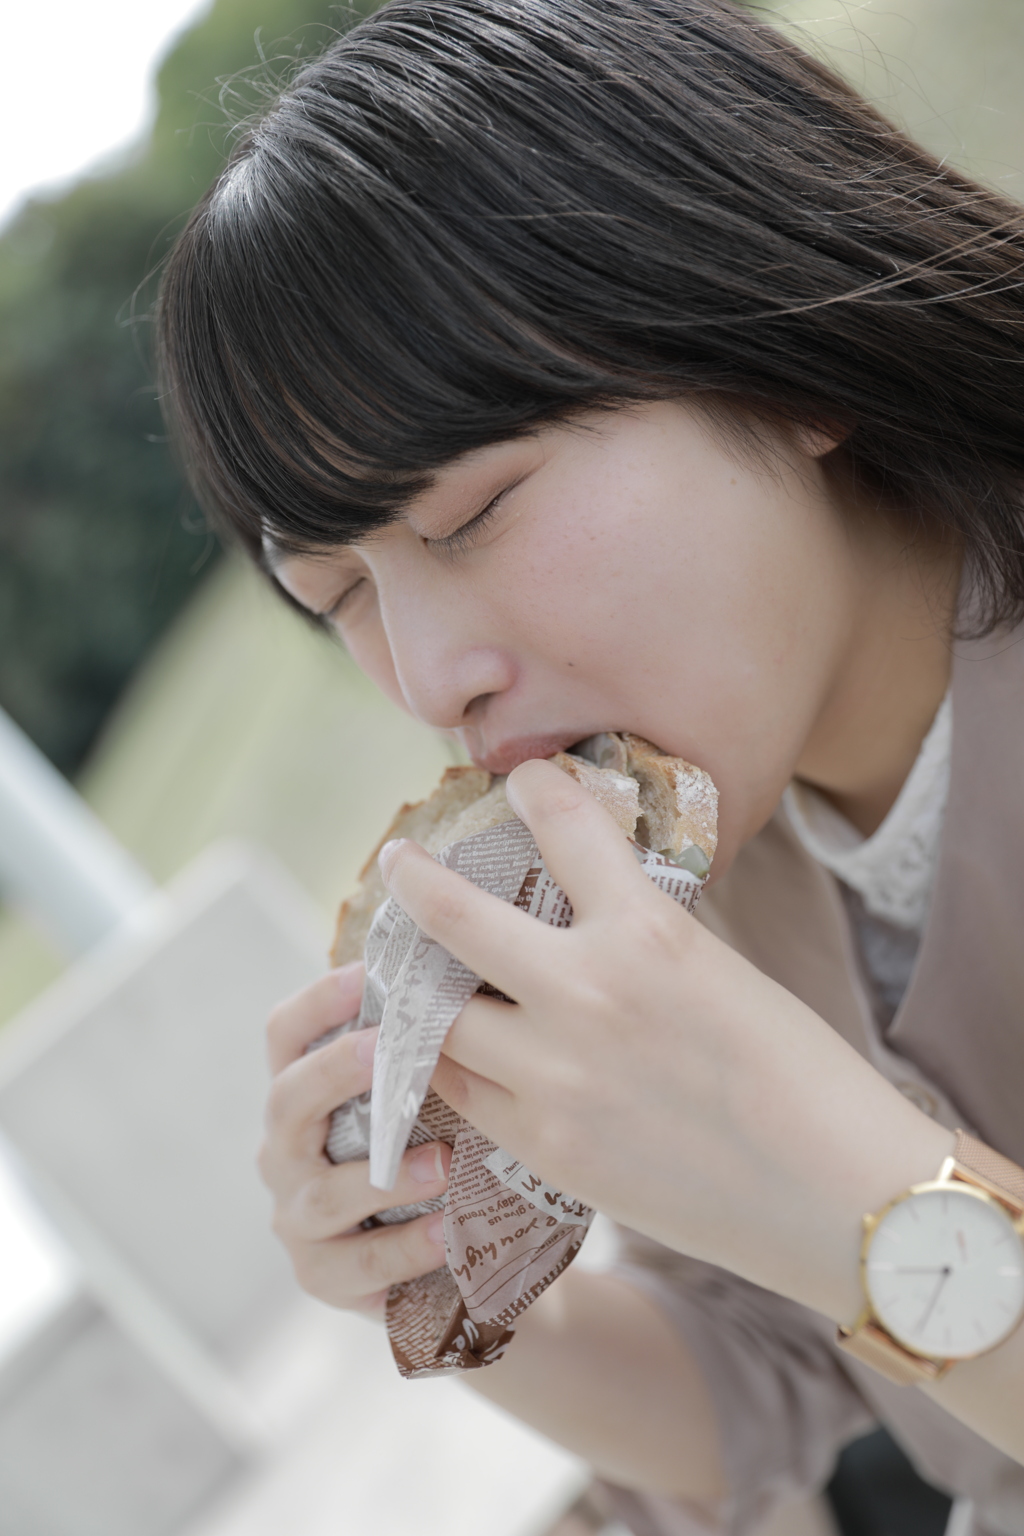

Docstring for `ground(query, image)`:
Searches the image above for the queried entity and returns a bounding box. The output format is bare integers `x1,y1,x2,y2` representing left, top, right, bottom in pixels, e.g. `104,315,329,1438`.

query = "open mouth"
570,732,631,772
471,731,645,776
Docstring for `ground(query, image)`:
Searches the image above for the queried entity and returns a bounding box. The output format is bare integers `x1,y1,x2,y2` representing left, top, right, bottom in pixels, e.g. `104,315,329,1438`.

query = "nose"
382,601,518,733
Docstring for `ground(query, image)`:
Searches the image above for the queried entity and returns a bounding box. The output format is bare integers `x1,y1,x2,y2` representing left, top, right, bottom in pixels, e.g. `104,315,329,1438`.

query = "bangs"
157,0,1024,630
156,14,663,558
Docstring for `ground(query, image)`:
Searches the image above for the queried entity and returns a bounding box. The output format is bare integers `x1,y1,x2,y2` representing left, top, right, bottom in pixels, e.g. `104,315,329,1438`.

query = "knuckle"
613,902,681,968
285,1229,368,1311
644,904,682,951
266,994,300,1053
539,780,589,821
303,1043,333,1098
290,1239,352,1306
434,1061,471,1116
401,1218,440,1274
555,964,611,1022
429,882,469,931
300,1168,345,1228
311,1037,362,1108
263,1073,293,1134
290,1246,321,1294
356,1232,398,1293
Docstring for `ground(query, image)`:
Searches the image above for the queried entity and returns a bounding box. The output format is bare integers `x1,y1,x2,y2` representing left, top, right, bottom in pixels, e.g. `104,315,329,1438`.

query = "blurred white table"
0,841,585,1536
185,1297,587,1536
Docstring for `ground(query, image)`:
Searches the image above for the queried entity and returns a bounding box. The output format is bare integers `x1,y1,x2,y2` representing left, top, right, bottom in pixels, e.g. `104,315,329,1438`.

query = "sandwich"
323,733,718,1378
330,732,717,966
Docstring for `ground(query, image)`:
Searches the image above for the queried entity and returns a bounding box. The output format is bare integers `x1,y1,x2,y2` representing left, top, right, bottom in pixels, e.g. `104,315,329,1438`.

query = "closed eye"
426,482,518,559
318,577,367,625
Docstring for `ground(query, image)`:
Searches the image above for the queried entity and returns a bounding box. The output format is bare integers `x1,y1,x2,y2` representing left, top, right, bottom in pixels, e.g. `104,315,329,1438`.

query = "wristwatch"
837,1130,1024,1385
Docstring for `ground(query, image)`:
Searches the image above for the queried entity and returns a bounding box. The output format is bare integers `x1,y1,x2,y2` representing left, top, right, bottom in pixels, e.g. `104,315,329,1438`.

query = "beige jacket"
604,629,1024,1536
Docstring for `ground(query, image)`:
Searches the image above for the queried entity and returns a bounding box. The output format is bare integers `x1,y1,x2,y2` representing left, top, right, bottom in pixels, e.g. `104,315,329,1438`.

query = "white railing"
0,707,156,955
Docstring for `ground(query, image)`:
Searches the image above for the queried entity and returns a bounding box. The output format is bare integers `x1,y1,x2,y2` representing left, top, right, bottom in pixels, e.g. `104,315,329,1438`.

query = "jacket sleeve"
596,1229,875,1536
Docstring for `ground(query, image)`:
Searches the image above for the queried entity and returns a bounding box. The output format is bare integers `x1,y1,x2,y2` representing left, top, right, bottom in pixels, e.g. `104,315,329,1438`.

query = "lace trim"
783,694,952,934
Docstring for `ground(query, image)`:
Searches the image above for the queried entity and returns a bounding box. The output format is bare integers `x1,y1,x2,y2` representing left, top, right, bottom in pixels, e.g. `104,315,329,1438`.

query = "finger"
440,991,527,1092
379,838,561,1002
281,1140,452,1241
431,1049,516,1150
264,1027,378,1164
505,758,647,916
267,963,365,1074
290,1211,449,1307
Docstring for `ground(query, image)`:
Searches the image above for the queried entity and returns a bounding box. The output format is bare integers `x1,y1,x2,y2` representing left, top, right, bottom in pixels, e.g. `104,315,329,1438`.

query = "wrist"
826,1110,955,1327
837,1129,1024,1385
756,1083,954,1326
688,972,958,1323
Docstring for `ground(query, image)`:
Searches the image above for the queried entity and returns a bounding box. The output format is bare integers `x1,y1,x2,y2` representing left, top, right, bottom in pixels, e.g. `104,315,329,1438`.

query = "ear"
792,417,852,460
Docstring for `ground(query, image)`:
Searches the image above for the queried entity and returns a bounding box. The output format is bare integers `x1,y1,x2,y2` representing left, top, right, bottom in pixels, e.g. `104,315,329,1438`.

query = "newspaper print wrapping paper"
324,815,706,1379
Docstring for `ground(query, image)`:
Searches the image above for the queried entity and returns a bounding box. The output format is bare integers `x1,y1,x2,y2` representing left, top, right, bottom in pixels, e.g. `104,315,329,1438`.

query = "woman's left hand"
379,758,950,1324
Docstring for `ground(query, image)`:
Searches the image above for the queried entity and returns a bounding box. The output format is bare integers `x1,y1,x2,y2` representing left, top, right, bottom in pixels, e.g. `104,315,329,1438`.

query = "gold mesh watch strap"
836,1131,1024,1386
836,1320,949,1385
952,1130,1024,1214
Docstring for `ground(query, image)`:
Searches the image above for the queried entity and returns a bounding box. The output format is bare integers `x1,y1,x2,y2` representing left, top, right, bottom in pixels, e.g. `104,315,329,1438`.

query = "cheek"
500,443,850,851
645,488,852,853
493,458,819,704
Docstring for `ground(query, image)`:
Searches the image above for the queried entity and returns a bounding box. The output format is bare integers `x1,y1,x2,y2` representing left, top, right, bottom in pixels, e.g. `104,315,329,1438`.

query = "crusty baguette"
550,751,640,834
330,765,490,965
428,777,516,850
330,736,717,966
623,734,718,865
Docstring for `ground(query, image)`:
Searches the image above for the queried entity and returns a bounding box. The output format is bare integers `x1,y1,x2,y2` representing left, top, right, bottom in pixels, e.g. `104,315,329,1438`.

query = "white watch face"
865,1184,1024,1359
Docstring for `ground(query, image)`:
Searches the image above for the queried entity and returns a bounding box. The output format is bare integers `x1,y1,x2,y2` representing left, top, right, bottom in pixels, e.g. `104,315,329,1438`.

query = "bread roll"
331,735,717,964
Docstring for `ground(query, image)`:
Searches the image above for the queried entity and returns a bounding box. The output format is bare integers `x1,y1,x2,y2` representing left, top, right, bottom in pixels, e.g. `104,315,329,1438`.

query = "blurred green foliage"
0,1,376,774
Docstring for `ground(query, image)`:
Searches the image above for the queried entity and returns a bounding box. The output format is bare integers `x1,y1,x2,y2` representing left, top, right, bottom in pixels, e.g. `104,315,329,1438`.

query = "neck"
795,522,960,839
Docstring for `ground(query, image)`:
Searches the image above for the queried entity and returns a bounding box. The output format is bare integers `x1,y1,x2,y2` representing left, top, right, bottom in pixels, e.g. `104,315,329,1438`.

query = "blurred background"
0,2,1020,1534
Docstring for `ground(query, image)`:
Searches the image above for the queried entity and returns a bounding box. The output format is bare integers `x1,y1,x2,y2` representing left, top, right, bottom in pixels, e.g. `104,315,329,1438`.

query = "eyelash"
319,580,366,624
427,484,514,559
319,483,515,622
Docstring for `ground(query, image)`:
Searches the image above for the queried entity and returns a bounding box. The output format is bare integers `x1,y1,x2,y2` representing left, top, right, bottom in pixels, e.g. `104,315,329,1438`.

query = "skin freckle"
275,400,957,867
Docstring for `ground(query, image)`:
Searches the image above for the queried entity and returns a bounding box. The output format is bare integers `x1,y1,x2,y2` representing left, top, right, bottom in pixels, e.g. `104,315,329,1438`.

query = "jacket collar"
889,626,1024,1162
699,624,1024,1163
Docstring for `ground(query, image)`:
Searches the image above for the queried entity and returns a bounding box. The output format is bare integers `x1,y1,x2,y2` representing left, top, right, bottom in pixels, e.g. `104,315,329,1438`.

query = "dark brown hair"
157,0,1024,630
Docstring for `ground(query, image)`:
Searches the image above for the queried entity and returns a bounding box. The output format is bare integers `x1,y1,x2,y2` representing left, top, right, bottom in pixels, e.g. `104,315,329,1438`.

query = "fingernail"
426,1214,446,1247
410,1145,444,1185
378,839,402,879
354,1029,378,1067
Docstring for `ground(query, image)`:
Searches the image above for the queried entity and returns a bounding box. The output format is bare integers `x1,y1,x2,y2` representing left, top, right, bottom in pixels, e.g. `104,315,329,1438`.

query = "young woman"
157,2,1024,1530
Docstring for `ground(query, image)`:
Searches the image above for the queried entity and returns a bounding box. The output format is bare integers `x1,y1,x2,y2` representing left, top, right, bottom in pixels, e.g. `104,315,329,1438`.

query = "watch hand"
913,1266,952,1334
893,1266,953,1274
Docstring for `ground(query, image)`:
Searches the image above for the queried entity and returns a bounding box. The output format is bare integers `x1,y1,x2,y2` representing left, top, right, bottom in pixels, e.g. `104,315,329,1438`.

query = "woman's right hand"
257,960,453,1316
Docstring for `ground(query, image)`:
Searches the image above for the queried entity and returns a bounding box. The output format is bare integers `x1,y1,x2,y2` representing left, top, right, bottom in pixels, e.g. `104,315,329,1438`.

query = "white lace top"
783,694,952,1024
